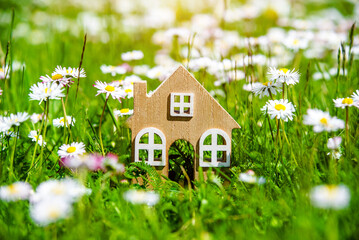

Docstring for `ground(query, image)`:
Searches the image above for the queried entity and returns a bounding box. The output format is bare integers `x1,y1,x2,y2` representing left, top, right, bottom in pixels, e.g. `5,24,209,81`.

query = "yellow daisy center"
279,68,289,74
341,98,353,105
52,74,63,80
263,81,269,86
125,89,132,93
67,146,76,153
325,185,337,199
60,118,64,123
293,39,299,45
49,209,61,219
120,108,130,113
8,184,18,194
105,85,115,92
274,104,286,111
44,88,52,94
320,118,328,125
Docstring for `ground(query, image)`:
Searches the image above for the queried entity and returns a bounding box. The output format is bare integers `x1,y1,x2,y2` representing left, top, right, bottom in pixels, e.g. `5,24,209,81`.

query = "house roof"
126,65,240,144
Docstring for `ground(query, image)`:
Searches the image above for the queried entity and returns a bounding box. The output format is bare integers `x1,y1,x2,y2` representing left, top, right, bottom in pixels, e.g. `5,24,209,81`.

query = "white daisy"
123,86,133,98
31,178,91,204
251,81,282,98
53,66,86,79
310,184,350,210
29,82,65,104
303,109,344,132
93,81,126,100
327,137,342,150
121,50,144,61
101,153,125,173
53,116,75,128
333,97,359,108
121,75,143,86
0,182,33,201
30,113,43,124
242,82,262,92
268,67,300,85
133,65,150,75
283,36,309,51
30,198,72,226
352,90,359,104
261,99,296,121
146,66,166,79
28,130,46,146
0,118,11,133
40,74,73,87
57,142,86,159
4,112,30,127
62,153,103,171
114,108,133,117
123,190,159,206
0,65,9,79
100,65,127,76
239,170,265,185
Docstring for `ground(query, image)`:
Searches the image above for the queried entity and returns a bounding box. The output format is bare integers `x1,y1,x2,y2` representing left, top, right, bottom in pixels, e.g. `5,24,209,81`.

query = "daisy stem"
39,99,50,174
99,97,109,156
282,83,285,99
280,120,290,144
61,97,73,143
9,126,20,181
266,114,275,142
345,106,350,154
276,117,280,145
26,102,47,182
65,86,70,107
75,34,87,102
268,89,274,100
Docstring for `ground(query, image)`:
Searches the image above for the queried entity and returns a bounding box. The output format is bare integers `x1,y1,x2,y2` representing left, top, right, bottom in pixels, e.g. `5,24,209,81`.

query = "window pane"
203,151,212,162
139,149,148,161
203,135,211,145
139,133,149,144
184,95,190,103
217,134,226,145
174,95,180,102
217,151,227,162
154,133,162,144
174,107,180,113
154,150,162,161
183,107,190,114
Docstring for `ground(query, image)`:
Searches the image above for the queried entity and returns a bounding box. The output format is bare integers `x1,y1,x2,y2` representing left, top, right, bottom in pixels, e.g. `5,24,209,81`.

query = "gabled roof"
126,65,240,134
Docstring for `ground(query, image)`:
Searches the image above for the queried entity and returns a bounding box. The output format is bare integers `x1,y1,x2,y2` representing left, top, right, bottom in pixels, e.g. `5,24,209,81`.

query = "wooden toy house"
126,65,240,180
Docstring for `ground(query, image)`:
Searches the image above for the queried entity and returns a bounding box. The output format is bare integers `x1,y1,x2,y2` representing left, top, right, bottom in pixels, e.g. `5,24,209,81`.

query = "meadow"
0,0,359,239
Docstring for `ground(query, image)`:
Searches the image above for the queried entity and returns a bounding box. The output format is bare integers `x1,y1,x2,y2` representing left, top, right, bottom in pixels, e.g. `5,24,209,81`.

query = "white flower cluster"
0,179,91,226
30,179,91,226
123,189,160,206
303,109,344,132
0,112,30,133
310,184,350,210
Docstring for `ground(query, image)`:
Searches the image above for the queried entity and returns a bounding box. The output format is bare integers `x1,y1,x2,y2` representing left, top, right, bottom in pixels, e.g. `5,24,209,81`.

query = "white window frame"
170,93,194,117
135,127,166,166
199,129,231,167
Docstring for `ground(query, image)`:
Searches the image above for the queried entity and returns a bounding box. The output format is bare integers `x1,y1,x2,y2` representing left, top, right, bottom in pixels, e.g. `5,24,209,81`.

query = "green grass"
0,0,359,239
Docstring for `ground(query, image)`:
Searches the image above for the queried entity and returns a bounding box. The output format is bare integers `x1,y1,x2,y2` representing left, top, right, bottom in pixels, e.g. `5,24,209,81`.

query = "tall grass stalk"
98,97,109,156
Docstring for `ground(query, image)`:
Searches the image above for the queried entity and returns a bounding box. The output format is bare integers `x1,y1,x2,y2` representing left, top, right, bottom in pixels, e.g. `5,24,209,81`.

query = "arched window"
199,129,231,167
135,127,166,166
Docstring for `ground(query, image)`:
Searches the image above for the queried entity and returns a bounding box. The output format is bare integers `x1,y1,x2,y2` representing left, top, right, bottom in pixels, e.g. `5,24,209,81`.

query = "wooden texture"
126,65,240,179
